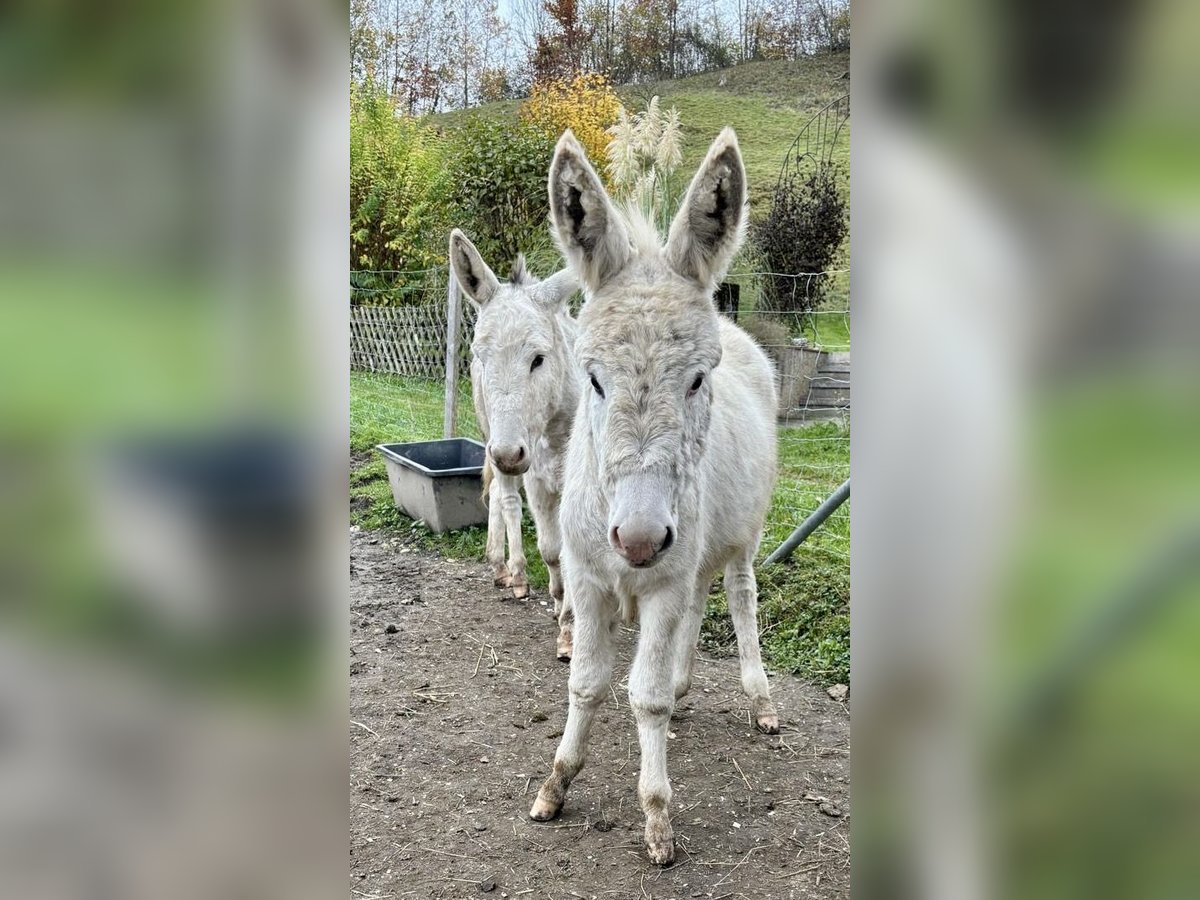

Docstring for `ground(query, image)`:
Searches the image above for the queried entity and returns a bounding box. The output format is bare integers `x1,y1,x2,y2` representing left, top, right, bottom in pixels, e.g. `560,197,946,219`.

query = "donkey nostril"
660,527,674,552
516,446,525,461
609,525,622,550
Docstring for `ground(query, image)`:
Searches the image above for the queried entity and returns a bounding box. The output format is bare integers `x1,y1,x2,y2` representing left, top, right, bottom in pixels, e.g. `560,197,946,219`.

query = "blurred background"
0,0,345,897
2,0,1198,895
854,0,1199,897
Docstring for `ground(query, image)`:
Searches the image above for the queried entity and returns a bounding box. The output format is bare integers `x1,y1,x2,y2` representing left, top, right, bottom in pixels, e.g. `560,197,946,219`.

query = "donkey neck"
543,310,580,454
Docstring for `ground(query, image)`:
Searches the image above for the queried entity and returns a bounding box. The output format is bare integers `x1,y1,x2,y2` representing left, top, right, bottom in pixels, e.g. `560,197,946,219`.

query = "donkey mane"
617,203,665,259
508,254,534,287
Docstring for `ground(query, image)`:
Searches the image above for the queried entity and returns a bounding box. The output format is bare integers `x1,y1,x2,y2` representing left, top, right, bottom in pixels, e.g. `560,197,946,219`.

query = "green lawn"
350,370,849,683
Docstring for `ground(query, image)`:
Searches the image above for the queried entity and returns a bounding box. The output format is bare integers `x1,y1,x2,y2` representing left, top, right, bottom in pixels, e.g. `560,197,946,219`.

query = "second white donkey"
528,129,780,865
449,230,580,658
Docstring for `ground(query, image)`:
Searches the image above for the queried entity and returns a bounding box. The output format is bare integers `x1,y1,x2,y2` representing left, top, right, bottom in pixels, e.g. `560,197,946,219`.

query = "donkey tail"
480,457,494,504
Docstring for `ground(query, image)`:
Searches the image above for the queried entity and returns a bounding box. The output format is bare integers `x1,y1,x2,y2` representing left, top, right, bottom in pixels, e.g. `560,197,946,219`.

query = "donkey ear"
449,229,500,307
537,269,578,308
548,130,631,292
665,128,748,290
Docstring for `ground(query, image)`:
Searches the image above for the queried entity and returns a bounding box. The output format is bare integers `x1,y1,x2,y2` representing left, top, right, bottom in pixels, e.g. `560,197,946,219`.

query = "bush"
350,83,452,276
753,163,848,314
445,116,557,267
520,73,622,168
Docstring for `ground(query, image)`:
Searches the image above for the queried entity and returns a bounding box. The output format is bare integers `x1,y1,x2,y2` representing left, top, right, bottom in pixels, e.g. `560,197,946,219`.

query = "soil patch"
350,528,849,899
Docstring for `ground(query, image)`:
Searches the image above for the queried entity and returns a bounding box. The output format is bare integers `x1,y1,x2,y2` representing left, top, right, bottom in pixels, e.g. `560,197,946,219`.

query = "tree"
351,0,382,85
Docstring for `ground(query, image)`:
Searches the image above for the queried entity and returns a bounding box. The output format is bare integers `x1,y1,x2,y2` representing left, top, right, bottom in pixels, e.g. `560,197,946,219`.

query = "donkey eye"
530,355,545,371
689,374,704,394
589,374,605,398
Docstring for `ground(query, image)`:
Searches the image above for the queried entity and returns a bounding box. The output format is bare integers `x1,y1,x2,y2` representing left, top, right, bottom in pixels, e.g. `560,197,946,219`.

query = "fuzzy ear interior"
547,130,631,292
664,128,748,290
449,229,500,306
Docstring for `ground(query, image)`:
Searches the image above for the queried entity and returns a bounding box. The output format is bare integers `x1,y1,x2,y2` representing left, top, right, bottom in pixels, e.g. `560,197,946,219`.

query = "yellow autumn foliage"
519,73,622,174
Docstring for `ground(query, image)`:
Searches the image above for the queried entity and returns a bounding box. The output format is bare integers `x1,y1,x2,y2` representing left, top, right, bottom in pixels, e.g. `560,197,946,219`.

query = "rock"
479,878,496,893
385,623,398,634
819,801,843,817
529,710,549,723
826,683,849,702
473,822,488,832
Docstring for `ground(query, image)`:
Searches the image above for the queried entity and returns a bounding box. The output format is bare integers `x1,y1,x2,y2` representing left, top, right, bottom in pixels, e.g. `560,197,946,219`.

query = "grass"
350,370,849,684
619,56,850,218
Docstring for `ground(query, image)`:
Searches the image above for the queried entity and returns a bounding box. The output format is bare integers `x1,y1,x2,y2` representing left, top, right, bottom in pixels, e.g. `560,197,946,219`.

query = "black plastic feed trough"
376,438,488,532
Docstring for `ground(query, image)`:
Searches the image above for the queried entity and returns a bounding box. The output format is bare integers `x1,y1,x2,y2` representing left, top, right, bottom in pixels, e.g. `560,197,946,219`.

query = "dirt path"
350,528,849,899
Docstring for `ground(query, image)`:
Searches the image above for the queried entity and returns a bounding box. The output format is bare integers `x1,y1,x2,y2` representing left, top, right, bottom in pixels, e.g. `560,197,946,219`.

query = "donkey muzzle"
488,441,529,475
608,472,677,568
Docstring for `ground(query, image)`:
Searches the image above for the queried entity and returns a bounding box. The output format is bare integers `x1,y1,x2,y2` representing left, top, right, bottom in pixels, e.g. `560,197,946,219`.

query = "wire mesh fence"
349,267,849,565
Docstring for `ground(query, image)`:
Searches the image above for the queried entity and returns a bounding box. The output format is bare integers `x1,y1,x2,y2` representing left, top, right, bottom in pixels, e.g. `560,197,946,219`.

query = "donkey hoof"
556,628,573,662
493,569,511,588
512,581,530,600
529,793,562,822
752,699,780,735
644,820,675,866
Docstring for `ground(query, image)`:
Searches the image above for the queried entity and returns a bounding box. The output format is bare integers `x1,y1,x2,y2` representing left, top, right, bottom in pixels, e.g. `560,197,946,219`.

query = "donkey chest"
527,436,566,494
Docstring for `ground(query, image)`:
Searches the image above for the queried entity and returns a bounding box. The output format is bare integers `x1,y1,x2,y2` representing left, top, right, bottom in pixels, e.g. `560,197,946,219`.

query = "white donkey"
449,230,579,656
528,130,779,864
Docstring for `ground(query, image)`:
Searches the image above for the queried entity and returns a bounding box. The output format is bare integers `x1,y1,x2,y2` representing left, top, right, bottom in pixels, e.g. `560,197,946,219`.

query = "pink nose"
609,523,674,567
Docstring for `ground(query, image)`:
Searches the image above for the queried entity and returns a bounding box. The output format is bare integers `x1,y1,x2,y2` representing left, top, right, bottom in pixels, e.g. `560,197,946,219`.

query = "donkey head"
449,229,577,476
548,128,747,568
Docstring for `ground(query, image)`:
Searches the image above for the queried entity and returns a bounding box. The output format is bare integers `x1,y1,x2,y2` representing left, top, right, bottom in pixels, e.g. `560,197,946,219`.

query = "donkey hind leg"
497,473,528,599
672,574,710,701
525,478,572,660
485,475,511,588
555,589,574,661
530,583,616,821
629,597,685,865
726,547,779,734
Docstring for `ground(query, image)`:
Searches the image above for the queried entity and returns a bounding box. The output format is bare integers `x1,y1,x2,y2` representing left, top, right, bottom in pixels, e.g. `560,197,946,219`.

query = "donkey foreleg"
495,473,527,599
725,547,778,734
524,477,572,659
485,475,510,587
530,577,616,820
629,596,687,866
672,575,711,701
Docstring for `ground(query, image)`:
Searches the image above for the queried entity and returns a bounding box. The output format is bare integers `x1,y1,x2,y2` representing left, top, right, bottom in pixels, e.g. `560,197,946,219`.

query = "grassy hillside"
430,52,850,221
622,53,849,214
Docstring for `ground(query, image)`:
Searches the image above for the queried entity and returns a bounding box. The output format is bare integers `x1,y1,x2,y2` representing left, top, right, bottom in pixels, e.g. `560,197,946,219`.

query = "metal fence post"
763,478,850,566
443,272,461,439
